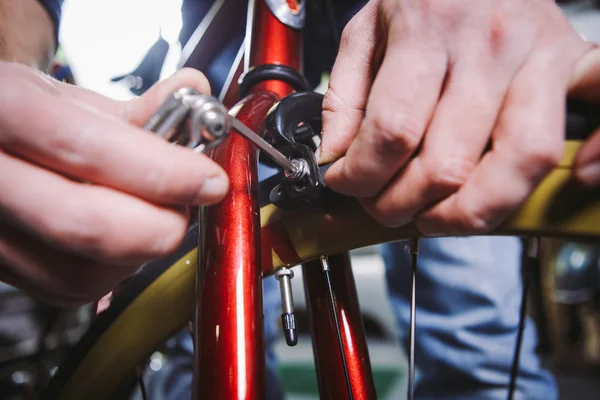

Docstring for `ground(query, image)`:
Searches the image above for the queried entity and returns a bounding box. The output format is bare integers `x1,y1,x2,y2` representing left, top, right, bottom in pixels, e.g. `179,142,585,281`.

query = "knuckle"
457,204,492,234
159,221,187,255
49,127,90,168
144,161,202,204
528,146,561,171
367,206,397,228
322,84,343,114
150,209,188,257
485,8,510,57
44,204,112,258
339,6,368,49
339,23,355,52
427,0,466,23
368,109,422,157
516,139,562,178
363,200,407,228
144,165,173,200
423,156,473,193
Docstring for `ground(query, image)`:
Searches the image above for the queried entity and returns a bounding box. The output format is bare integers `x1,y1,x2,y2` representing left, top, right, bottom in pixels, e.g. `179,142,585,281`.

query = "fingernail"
576,162,600,187
199,175,229,201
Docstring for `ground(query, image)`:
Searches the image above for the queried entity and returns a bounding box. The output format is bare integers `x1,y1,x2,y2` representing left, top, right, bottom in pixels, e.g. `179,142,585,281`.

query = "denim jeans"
382,237,557,399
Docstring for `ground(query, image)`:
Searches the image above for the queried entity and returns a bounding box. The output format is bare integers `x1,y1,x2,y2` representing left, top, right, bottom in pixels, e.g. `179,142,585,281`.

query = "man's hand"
320,0,595,235
0,63,229,305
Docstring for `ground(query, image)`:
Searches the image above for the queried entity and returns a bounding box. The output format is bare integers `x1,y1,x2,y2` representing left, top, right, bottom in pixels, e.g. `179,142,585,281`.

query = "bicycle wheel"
45,140,600,399
44,228,199,400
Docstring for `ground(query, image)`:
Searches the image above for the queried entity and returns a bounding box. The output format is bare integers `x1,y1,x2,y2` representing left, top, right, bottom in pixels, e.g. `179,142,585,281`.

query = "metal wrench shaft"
144,89,299,175
230,118,296,173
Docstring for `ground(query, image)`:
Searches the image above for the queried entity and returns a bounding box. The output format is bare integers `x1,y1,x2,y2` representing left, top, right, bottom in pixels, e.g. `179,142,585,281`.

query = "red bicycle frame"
193,1,377,398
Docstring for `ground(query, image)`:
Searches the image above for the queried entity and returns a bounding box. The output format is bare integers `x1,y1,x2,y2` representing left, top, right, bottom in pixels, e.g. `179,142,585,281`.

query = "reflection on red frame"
194,0,376,399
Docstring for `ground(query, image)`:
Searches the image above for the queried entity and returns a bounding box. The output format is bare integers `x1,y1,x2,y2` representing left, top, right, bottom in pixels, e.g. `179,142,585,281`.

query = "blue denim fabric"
381,237,557,399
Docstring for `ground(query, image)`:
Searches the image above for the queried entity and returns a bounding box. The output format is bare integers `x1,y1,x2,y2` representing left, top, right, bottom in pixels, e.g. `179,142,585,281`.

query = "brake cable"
320,255,354,400
508,238,537,400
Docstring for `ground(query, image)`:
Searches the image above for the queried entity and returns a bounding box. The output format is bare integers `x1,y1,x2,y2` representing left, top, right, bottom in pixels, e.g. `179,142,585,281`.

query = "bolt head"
275,267,294,279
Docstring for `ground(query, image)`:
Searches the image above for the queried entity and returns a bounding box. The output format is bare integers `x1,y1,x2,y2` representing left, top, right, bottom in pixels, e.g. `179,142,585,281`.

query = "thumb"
125,68,212,127
318,1,381,164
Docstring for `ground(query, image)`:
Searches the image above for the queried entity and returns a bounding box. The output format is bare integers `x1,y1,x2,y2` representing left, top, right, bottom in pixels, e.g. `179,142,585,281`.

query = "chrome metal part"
526,237,540,258
284,158,309,181
230,118,296,172
320,254,330,272
146,88,300,174
275,267,297,346
136,366,148,400
144,88,231,153
408,238,419,400
143,87,195,137
265,0,306,30
184,94,231,151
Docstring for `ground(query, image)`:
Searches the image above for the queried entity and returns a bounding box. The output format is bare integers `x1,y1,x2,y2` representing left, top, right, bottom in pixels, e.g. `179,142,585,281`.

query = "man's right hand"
0,63,229,305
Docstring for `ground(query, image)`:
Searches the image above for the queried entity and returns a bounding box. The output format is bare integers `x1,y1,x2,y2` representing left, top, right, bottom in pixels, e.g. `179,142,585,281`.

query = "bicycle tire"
44,227,200,400
45,140,600,400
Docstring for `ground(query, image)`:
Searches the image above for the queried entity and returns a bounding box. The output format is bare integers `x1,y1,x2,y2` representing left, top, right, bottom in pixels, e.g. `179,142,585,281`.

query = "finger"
3,64,212,128
53,66,212,126
574,128,600,187
569,45,600,102
416,50,575,235
570,47,600,187
0,223,134,306
0,77,228,206
362,59,514,227
3,61,127,116
325,29,448,197
0,151,189,263
123,68,212,127
318,1,381,164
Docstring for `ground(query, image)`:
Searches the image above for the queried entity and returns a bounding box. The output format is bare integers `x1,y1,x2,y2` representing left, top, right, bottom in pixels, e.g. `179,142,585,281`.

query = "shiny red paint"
260,219,300,272
303,253,378,400
194,1,299,398
194,92,278,400
248,0,303,96
195,1,376,399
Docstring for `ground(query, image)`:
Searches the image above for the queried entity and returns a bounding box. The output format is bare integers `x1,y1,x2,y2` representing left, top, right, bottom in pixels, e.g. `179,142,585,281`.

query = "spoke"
320,255,354,400
508,238,537,400
408,239,419,400
136,366,148,400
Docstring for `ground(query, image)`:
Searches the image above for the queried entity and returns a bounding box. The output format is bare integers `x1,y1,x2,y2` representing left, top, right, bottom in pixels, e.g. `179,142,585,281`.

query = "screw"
275,267,298,346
